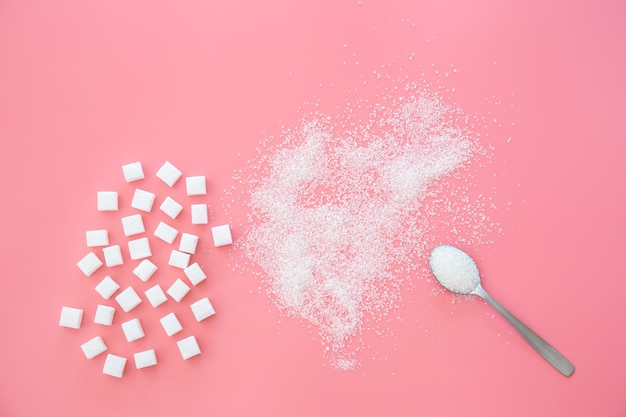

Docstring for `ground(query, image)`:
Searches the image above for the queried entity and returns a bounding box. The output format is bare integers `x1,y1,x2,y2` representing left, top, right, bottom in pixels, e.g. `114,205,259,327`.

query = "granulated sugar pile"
238,88,494,370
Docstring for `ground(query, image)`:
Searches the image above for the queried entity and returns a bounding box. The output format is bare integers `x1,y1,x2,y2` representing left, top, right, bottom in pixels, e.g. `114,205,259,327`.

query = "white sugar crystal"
177,335,201,360
97,191,118,211
131,189,156,212
121,318,145,342
168,250,190,269
186,176,206,196
160,312,183,336
86,229,109,247
184,262,207,286
154,221,178,244
156,161,182,187
190,297,215,321
429,245,480,294
81,336,107,359
121,214,145,236
133,259,158,282
160,196,183,219
103,354,127,378
191,204,208,225
179,233,199,254
94,305,115,326
128,237,152,260
166,279,190,302
59,307,83,329
122,161,145,182
77,252,103,276
211,224,233,247
103,245,123,267
95,276,120,299
134,349,157,369
115,287,142,312
145,284,167,307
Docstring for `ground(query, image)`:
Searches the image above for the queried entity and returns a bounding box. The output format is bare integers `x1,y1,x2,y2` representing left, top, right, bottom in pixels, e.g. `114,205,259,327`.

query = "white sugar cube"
59,307,83,329
122,161,145,182
184,262,207,286
134,349,157,369
186,176,207,196
179,233,199,254
145,284,167,307
177,335,201,360
103,245,123,267
156,161,182,187
133,259,158,282
154,221,178,244
160,196,183,219
168,250,190,269
115,287,142,312
77,252,103,276
211,224,233,247
160,312,183,336
131,188,156,212
97,191,118,211
190,297,215,322
94,305,115,326
128,237,152,260
81,336,107,359
121,214,145,236
103,354,127,378
86,229,109,247
191,204,208,225
95,276,120,299
166,279,190,302
121,318,145,342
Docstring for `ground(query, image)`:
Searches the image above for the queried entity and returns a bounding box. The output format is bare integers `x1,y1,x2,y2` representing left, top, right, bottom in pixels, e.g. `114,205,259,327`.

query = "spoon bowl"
429,244,575,377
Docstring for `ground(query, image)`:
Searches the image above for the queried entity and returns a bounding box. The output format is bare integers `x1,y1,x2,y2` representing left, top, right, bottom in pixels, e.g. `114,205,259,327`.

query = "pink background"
1,1,626,416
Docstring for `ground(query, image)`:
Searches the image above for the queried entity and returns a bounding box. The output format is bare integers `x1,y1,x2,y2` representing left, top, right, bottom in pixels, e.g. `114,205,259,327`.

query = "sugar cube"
81,336,108,359
133,259,158,282
186,176,207,196
77,252,103,276
154,221,178,244
59,307,83,329
95,276,120,299
145,284,167,307
134,349,157,369
121,214,145,236
179,233,199,254
190,297,215,322
166,279,190,302
184,262,207,286
156,161,182,187
122,161,145,182
131,188,156,212
160,196,183,219
160,312,183,336
128,237,152,260
115,287,142,312
121,318,145,342
97,191,118,211
94,305,115,326
177,335,201,360
191,204,208,225
168,250,190,269
211,224,233,247
86,229,109,247
103,245,124,267
103,354,127,378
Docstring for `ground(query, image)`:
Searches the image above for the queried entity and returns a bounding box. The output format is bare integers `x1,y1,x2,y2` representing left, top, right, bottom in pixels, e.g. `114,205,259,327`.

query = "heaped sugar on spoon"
429,245,575,377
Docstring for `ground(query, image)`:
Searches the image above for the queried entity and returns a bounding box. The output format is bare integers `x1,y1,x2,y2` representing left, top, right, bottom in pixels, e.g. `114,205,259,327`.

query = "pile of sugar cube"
60,161,233,378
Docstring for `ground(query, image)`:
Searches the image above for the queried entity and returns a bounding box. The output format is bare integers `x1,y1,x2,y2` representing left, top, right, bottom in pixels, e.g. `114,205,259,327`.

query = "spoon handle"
472,285,575,376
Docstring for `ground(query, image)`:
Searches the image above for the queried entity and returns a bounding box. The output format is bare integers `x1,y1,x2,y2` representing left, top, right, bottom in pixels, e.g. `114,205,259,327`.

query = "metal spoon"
429,244,575,377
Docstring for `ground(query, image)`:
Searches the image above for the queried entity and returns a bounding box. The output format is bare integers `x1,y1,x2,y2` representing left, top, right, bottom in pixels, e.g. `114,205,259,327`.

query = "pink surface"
1,1,626,416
